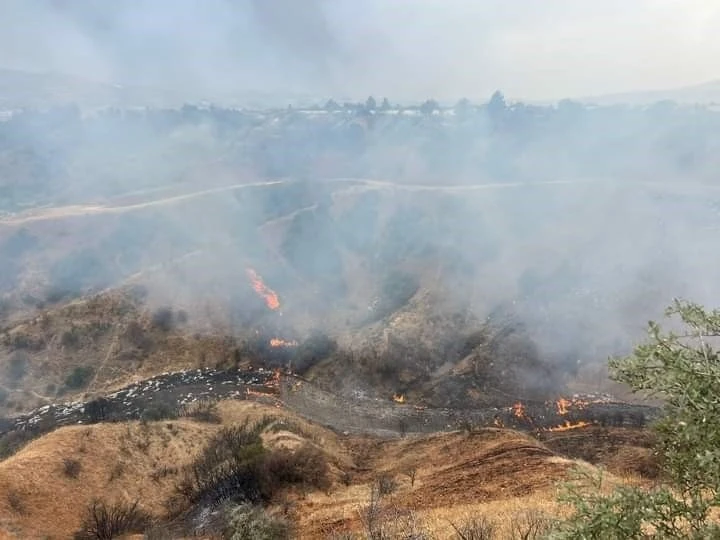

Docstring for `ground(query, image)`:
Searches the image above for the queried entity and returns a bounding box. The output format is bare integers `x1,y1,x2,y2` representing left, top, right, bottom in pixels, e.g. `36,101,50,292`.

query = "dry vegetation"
0,289,254,415
0,396,657,538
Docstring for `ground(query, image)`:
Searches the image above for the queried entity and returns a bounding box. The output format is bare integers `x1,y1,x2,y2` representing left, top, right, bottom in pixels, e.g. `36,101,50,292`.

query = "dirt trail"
1,177,716,227
0,180,286,225
0,177,617,226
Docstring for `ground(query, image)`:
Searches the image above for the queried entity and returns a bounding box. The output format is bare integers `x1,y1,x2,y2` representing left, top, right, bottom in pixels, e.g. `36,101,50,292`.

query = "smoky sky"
0,0,719,101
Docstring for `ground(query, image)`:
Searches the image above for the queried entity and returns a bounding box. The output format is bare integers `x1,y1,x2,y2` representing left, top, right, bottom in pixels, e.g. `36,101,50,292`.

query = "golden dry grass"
0,419,218,538
0,398,649,539
0,400,347,538
291,428,641,538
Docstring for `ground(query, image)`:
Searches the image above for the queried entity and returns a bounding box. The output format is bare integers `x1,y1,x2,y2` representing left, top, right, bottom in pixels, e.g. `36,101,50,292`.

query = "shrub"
140,402,178,422
262,443,331,493
5,331,44,351
123,320,153,351
554,300,720,538
177,421,269,507
6,351,29,382
404,467,417,488
450,516,495,540
151,307,174,331
6,490,24,515
74,500,151,540
65,366,94,389
509,509,553,539
85,397,118,423
63,458,82,479
360,485,431,540
375,473,398,496
176,419,330,510
222,503,290,540
61,328,81,347
179,398,221,423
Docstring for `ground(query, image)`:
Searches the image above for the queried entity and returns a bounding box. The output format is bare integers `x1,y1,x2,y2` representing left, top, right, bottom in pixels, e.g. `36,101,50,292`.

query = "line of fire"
245,267,656,433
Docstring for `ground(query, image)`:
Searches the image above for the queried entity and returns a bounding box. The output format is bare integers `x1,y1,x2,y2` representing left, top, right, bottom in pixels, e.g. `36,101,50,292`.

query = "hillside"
0,99,708,538
0,398,654,539
580,79,720,106
0,69,193,109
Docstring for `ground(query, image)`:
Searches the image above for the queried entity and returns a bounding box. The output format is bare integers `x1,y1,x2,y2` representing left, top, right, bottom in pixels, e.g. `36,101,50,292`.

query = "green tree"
488,90,506,111
365,95,377,111
324,99,340,111
420,99,439,115
554,299,720,539
454,97,472,118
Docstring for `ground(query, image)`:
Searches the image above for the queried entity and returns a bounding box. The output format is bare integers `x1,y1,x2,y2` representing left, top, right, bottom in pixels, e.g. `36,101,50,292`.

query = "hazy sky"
1,0,718,101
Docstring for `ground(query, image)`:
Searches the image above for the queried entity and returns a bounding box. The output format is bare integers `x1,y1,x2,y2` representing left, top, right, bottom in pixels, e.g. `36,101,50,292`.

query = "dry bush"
404,467,417,487
6,489,25,515
151,307,175,331
60,327,81,348
74,500,151,540
176,419,330,511
123,320,153,351
140,402,178,422
262,443,331,493
85,397,119,423
6,351,29,383
4,331,45,351
63,458,82,479
375,473,398,496
450,516,496,540
176,420,270,508
509,509,553,539
150,466,179,482
360,484,430,540
64,366,94,389
179,398,221,423
222,503,290,540
108,462,124,482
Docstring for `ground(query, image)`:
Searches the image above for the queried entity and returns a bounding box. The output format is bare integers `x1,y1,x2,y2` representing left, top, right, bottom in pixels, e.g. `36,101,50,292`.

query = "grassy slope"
0,399,649,539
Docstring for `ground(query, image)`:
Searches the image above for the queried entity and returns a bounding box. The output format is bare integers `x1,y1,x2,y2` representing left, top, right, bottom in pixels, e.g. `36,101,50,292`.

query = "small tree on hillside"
553,299,720,539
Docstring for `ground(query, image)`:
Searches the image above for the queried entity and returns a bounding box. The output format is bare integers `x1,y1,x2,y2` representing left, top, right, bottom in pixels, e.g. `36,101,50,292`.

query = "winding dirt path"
0,176,712,227
0,177,613,226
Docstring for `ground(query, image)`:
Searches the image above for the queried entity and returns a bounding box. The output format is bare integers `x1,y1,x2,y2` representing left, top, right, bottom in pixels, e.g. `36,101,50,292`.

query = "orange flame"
270,338,298,348
545,420,592,432
246,268,280,310
511,402,528,420
556,398,571,416
393,394,405,404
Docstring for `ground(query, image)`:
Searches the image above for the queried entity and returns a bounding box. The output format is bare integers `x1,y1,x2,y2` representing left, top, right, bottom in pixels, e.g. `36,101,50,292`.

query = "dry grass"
0,397,651,539
0,400,345,538
0,420,215,538
291,428,639,538
0,290,250,414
